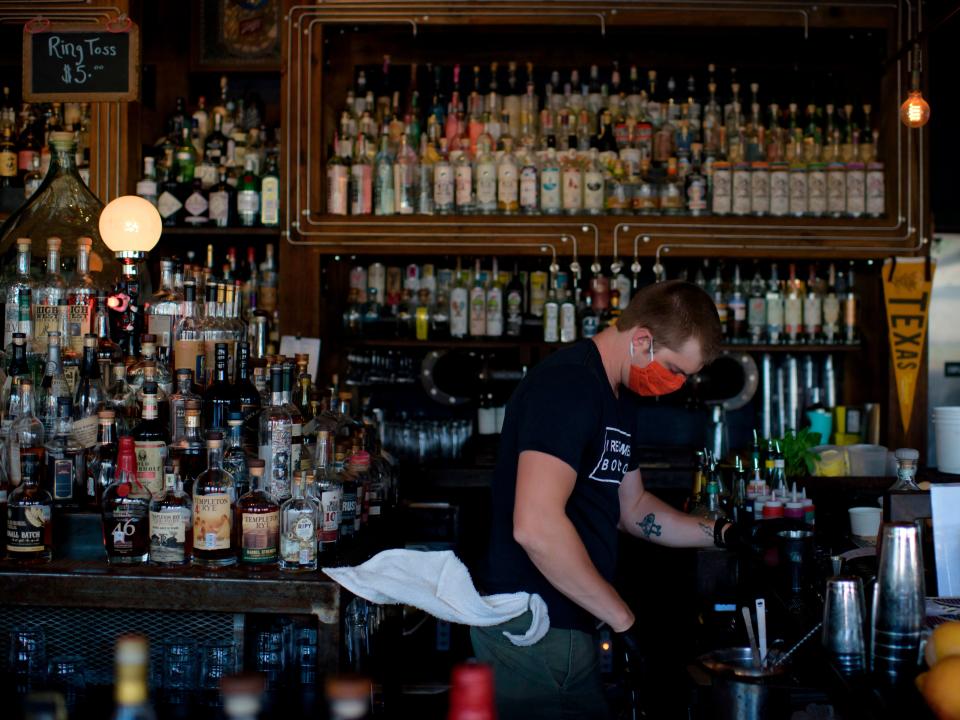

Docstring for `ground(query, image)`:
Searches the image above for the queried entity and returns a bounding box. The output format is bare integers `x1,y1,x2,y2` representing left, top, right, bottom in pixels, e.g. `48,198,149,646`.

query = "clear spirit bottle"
2,239,33,349
259,366,293,501
9,379,45,489
84,409,118,510
102,436,150,564
280,470,319,571
192,431,236,567
236,458,279,568
314,430,341,555
38,331,70,440
223,412,249,498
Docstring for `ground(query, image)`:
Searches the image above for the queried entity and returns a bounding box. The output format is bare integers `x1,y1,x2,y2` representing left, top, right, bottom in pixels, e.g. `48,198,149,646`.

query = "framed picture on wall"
193,0,281,70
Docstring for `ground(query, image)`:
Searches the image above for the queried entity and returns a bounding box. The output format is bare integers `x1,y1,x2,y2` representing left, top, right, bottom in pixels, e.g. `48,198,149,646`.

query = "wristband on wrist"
713,517,730,548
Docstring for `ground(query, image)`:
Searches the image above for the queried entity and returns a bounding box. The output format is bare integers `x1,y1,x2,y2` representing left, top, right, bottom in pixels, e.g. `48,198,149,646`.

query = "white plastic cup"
849,507,882,538
934,415,960,473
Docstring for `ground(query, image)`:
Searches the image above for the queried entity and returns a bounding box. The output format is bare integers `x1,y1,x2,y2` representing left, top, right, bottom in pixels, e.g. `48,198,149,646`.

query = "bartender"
473,280,737,720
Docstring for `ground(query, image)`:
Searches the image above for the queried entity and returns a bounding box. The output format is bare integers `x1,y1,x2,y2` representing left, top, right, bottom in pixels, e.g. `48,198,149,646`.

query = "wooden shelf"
289,214,918,259
160,226,281,237
0,558,338,619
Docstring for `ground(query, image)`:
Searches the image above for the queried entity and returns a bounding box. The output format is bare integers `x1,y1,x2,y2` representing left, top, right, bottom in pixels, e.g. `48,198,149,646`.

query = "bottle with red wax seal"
448,661,496,720
101,436,151,564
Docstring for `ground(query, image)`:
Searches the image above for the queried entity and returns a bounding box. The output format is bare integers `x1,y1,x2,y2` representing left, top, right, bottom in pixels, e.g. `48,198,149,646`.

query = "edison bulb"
900,90,930,128
98,195,163,254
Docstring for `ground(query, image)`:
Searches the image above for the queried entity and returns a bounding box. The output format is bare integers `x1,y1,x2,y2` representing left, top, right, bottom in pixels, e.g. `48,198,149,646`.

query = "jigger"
871,522,925,683
822,576,866,676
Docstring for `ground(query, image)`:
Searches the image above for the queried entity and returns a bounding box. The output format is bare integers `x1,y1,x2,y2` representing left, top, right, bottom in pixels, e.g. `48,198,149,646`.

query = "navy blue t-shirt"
482,340,639,632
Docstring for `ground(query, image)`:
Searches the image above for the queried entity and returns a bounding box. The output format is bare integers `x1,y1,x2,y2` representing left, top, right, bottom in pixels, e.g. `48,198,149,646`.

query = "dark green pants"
470,611,610,720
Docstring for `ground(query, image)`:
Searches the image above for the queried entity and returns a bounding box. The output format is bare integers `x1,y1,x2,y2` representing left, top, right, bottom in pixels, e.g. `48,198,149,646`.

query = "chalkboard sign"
23,20,140,102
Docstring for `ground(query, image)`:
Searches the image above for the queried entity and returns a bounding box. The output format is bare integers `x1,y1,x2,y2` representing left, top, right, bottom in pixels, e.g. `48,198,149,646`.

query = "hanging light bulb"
900,44,930,128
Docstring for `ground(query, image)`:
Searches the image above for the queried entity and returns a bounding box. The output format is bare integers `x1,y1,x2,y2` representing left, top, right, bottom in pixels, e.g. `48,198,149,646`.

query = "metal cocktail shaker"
871,522,925,683
822,576,867,676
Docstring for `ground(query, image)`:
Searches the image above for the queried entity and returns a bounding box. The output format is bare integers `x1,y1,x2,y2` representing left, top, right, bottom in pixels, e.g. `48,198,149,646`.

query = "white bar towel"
324,549,550,646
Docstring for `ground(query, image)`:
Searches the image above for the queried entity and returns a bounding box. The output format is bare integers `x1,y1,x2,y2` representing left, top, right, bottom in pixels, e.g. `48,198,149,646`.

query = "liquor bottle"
192,431,236,567
843,267,858,345
707,265,728,335
208,167,236,228
333,392,362,470
132,381,169,501
237,457,279,568
583,148,605,215
374,133,396,216
174,126,196,185
222,412,250,497
9,379,45,489
66,237,98,354
543,286,560,343
1,333,28,440
22,154,41,200
171,399,205,495
280,470,319,571
474,136,497,214
3,239,33,349
746,267,767,344
449,263,469,339
145,259,180,364
518,145,539,215
727,265,747,342
137,158,161,207
182,177,209,227
43,397,82,507
202,342,235,433
102,436,150,564
803,266,823,344
260,366,293,501
485,258,504,337
260,151,280,227
765,264,784,345
148,464,192,566
350,136,374,215
84,409,117,510
127,335,173,397
394,133,417,215
560,145,582,215
346,451,370,532
173,281,206,387
104,363,138,435
109,635,155,720
580,292,599,338
6,453,51,563
205,112,228,167
32,237,66,352
314,430,341,555
505,265,524,338
468,260,486,337
280,362,305,475
497,137,519,214
233,341,261,441
168,368,199,443
327,134,349,215
38,331,70,439
236,155,260,227
823,264,841,344
157,160,183,227
94,294,122,386
783,264,804,344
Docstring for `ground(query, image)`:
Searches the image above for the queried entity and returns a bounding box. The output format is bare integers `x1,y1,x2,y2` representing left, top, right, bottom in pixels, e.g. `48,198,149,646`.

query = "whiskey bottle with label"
168,369,200,443
72,334,105,450
149,464,192,566
171,399,205,496
132,382,169,501
32,237,66,355
102,436,150,564
192,431,237,567
66,236,98,354
237,457,279,568
6,452,52,564
280,470,319,571
174,281,206,388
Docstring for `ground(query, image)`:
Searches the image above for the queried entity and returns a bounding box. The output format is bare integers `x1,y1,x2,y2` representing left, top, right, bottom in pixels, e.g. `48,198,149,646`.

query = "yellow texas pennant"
882,257,935,433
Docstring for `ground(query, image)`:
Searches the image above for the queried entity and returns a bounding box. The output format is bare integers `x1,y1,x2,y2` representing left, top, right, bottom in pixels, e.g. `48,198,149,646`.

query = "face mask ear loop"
649,339,655,363
629,340,635,359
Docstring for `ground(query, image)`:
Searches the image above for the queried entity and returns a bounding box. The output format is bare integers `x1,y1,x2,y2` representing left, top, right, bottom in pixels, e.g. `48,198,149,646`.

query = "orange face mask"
627,340,686,397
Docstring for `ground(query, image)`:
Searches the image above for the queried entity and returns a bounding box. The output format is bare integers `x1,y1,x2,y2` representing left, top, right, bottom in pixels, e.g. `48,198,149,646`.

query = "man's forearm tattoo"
637,513,662,538
698,522,713,538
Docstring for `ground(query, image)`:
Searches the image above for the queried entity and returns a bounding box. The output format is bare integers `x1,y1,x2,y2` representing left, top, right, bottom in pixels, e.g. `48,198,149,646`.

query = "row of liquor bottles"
326,60,885,218
340,258,861,346
0,94,93,188
0,240,281,375
1,333,392,569
141,86,280,228
327,133,884,219
346,60,881,166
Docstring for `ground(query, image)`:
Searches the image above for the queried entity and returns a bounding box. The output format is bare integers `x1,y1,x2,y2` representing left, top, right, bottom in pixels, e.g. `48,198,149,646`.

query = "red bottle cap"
448,662,496,720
